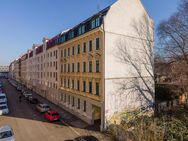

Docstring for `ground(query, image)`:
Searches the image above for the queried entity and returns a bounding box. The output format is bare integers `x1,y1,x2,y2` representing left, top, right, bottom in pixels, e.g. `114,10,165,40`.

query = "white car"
0,94,7,103
36,104,50,113
0,125,15,141
0,102,7,107
0,105,9,115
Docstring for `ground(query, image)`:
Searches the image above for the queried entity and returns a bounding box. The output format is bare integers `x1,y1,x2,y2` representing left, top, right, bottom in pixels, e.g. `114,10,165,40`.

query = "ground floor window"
78,98,80,109
84,100,86,112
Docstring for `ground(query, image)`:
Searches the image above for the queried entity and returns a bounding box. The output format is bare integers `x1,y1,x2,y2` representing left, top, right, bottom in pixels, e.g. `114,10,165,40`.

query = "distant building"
0,66,9,72
0,66,9,78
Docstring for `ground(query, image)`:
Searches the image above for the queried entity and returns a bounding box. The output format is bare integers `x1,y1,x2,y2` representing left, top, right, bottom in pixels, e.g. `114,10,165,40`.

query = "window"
64,49,66,57
68,31,74,39
82,62,86,72
96,38,100,50
78,25,85,35
96,60,100,73
96,17,100,27
78,27,82,35
56,50,58,59
68,64,70,72
68,79,70,88
77,99,80,109
77,62,80,72
83,81,86,92
64,94,66,102
82,25,85,33
91,20,95,29
77,45,80,54
89,81,92,94
72,80,74,89
72,46,75,55
56,62,57,70
96,82,99,96
64,79,66,87
72,97,75,107
56,72,57,81
60,35,66,43
89,61,92,72
64,64,66,72
77,80,80,91
61,78,63,87
68,95,70,104
83,42,86,53
89,40,92,52
68,48,70,56
91,17,100,29
84,101,86,112
72,63,74,72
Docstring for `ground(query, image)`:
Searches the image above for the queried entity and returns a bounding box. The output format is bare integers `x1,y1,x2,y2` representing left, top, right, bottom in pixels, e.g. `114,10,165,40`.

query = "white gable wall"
103,0,154,129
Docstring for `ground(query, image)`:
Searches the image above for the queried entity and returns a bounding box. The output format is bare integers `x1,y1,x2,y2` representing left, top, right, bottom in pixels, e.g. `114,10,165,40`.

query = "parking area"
0,78,112,141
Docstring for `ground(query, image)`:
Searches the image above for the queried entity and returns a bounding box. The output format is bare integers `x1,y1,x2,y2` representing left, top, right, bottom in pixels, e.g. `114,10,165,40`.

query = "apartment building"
22,38,60,104
20,54,28,85
42,37,60,104
10,59,21,82
10,0,154,131
57,0,154,130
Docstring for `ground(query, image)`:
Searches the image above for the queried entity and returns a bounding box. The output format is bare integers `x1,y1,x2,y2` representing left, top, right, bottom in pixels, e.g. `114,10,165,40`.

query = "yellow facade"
59,28,104,124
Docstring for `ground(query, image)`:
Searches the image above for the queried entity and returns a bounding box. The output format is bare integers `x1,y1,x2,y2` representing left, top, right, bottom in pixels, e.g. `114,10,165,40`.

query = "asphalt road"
0,79,78,141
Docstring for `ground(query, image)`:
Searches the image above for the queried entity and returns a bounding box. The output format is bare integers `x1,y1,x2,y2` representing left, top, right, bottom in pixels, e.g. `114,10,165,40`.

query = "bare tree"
115,14,155,112
157,0,188,92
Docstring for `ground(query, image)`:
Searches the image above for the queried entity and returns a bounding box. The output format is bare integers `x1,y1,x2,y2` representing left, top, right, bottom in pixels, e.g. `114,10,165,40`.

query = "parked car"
0,94,7,103
44,110,60,121
0,105,9,115
21,89,27,94
0,102,7,106
16,86,22,91
36,104,50,113
23,93,32,98
0,125,15,141
73,136,99,141
28,97,39,104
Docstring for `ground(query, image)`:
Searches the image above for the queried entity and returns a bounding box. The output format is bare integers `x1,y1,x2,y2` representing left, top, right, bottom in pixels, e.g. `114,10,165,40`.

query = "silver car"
0,125,15,141
36,104,50,113
0,94,7,103
0,105,9,115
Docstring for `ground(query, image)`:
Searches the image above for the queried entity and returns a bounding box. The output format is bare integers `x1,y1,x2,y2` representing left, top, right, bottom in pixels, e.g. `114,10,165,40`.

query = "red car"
44,110,61,121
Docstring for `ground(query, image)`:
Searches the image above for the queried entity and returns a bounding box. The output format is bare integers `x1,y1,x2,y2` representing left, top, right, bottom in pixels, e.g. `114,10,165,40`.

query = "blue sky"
0,0,179,65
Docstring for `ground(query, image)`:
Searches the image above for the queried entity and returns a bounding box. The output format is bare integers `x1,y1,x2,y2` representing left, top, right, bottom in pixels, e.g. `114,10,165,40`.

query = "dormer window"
91,17,101,29
82,25,85,33
96,17,100,27
78,25,85,35
91,20,96,29
78,27,82,35
60,35,66,43
68,31,74,39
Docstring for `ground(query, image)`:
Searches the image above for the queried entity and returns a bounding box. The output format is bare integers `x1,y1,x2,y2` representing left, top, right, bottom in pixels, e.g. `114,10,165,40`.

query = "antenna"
97,4,100,12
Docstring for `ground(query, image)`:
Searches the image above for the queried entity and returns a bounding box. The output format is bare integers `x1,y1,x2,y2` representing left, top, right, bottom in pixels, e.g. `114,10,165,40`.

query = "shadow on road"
1,78,101,131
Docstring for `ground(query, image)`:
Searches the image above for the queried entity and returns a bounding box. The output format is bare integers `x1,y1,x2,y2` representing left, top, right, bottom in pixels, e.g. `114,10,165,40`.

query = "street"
0,79,111,141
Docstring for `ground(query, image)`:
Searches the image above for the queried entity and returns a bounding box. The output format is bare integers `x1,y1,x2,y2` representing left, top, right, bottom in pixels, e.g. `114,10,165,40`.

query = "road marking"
60,119,81,136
